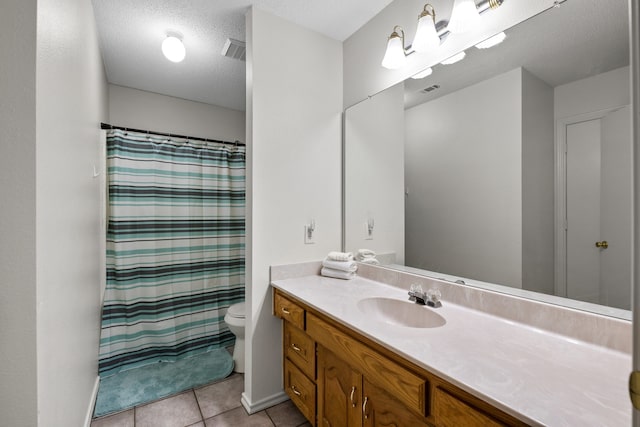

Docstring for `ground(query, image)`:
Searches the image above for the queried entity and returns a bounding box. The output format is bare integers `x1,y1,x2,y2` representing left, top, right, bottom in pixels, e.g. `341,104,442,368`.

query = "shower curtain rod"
100,122,246,147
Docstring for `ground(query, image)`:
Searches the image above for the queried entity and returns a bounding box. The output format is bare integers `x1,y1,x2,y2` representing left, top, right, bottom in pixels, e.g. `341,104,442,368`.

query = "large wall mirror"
344,0,632,318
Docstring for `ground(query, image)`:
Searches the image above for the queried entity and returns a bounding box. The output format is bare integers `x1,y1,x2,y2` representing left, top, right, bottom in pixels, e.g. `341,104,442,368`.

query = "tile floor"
90,373,310,427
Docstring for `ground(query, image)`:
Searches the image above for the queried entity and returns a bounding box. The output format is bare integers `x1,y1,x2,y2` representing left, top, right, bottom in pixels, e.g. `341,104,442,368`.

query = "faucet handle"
426,288,442,308
408,284,426,304
408,284,417,301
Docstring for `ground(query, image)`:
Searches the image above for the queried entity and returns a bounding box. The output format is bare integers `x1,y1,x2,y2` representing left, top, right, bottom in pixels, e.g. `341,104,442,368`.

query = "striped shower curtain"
98,129,245,376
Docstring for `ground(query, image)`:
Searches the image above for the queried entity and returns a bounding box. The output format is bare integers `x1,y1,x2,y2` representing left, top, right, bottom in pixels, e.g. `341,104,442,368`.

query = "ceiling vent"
222,38,246,61
420,84,440,93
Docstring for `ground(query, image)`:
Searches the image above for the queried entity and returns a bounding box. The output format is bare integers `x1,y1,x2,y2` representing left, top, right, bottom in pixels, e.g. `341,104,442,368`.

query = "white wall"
0,1,38,426
1,1,108,425
35,0,108,425
521,69,554,294
244,7,343,411
404,68,523,288
344,83,405,262
599,105,632,309
343,0,557,108
108,85,245,142
555,66,631,119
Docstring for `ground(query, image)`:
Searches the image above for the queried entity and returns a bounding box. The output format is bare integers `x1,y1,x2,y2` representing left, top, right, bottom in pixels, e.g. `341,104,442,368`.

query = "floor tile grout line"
263,408,277,427
194,375,246,423
192,387,206,424
201,403,244,423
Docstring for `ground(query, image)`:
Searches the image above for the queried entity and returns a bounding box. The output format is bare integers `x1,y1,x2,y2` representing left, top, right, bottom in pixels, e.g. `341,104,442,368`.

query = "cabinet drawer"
307,312,427,416
285,359,317,426
434,387,505,427
274,291,305,329
363,378,431,427
284,322,316,379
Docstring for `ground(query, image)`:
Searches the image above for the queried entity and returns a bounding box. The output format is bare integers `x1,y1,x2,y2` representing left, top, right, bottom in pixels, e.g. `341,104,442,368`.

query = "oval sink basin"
357,297,446,329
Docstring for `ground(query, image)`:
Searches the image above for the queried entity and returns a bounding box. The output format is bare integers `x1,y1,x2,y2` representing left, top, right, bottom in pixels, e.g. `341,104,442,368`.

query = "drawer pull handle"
362,396,369,419
350,386,357,407
291,343,302,352
281,307,291,314
291,385,302,396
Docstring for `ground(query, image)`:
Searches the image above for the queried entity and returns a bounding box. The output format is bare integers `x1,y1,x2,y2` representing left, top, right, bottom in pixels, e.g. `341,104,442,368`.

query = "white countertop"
271,274,631,427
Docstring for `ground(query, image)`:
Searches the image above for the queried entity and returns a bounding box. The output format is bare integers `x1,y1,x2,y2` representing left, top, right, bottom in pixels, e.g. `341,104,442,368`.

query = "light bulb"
412,5,440,53
448,0,481,34
411,67,433,79
475,32,506,49
440,51,466,65
162,36,185,63
381,29,406,70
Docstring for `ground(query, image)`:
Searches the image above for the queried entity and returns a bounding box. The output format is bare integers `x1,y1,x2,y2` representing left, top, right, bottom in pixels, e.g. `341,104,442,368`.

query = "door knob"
595,241,609,249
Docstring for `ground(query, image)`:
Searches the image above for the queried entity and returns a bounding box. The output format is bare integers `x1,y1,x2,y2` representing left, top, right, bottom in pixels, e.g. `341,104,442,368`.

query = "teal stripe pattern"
99,129,245,376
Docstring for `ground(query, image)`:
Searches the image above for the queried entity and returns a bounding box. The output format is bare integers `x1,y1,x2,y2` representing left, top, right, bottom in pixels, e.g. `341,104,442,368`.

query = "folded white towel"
321,267,356,280
322,258,358,272
359,258,380,265
327,251,353,261
356,249,376,259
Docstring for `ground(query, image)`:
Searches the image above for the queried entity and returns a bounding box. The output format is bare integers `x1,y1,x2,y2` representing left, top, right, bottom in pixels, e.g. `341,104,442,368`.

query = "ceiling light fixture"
475,31,506,49
162,34,185,63
440,51,466,65
411,67,433,79
412,4,440,53
381,26,407,70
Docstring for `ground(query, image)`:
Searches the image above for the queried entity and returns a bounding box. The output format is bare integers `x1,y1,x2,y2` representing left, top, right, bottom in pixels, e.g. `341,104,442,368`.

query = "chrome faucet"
408,285,442,308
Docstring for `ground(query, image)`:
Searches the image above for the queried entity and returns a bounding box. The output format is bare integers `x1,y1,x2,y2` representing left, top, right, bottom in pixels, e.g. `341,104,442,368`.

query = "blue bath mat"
94,348,233,417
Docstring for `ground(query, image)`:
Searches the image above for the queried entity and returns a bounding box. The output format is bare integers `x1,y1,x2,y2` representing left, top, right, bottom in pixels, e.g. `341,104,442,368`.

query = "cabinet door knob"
281,307,291,314
362,396,369,419
350,386,357,407
291,385,302,396
291,343,302,352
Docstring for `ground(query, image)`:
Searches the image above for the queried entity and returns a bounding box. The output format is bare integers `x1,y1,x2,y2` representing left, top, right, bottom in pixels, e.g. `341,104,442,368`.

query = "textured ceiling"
92,0,394,112
403,0,629,109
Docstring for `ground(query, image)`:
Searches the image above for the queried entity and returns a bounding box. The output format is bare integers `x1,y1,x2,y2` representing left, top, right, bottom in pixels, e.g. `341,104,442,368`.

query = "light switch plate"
304,225,315,244
365,222,373,240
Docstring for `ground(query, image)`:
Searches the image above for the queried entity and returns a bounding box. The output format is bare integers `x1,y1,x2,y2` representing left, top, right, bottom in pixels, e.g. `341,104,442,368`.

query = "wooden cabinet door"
307,312,427,415
362,378,432,427
317,345,362,427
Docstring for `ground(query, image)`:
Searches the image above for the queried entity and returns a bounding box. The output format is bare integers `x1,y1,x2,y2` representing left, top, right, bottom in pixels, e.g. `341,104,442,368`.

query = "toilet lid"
227,302,245,318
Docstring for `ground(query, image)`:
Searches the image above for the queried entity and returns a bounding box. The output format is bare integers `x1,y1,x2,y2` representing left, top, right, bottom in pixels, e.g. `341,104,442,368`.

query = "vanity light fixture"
382,0,503,70
440,51,466,65
411,67,433,79
381,26,407,69
448,0,481,33
412,4,440,53
475,31,506,49
162,34,186,63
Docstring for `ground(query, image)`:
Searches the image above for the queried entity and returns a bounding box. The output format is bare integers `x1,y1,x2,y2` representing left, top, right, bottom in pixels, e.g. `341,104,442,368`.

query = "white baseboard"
240,390,288,414
84,376,100,427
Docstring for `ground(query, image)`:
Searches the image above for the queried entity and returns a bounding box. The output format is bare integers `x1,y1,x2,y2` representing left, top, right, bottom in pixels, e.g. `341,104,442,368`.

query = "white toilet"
224,302,245,373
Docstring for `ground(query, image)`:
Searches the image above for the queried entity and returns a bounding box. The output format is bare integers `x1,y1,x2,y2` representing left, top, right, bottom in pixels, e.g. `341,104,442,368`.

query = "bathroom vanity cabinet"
316,340,429,427
273,288,528,427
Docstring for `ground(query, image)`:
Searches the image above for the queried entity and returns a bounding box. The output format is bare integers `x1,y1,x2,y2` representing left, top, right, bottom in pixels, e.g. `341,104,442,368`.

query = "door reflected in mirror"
344,0,631,315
